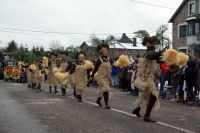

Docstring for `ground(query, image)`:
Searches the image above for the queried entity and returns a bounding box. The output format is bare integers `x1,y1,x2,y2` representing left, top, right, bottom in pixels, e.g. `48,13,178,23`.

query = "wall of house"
172,1,188,50
172,0,200,53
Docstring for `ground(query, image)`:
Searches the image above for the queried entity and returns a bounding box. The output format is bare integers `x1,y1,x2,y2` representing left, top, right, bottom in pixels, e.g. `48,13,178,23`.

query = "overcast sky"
0,0,182,50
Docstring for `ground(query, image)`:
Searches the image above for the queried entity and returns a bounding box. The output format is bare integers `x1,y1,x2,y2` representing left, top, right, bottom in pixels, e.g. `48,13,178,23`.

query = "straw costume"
91,43,113,109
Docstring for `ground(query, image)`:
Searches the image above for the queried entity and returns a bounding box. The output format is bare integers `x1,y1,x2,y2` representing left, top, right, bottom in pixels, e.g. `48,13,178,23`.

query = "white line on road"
37,85,197,133
67,96,196,133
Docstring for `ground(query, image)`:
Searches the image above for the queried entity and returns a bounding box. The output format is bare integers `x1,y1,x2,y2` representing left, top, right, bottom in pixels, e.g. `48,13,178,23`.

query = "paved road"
0,81,199,133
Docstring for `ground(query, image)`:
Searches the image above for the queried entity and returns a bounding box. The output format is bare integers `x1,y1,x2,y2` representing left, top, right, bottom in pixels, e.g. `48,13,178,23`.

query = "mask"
147,46,155,51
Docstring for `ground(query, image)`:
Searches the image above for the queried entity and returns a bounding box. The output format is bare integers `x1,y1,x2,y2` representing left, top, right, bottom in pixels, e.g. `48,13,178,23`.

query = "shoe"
28,84,31,88
144,117,157,122
132,107,143,117
54,86,58,94
73,88,77,98
103,92,110,109
49,86,52,93
105,105,110,109
96,97,103,107
77,95,82,102
61,88,66,96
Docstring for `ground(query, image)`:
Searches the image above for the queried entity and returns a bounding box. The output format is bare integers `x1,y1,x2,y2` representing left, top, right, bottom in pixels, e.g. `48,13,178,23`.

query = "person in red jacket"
160,61,169,99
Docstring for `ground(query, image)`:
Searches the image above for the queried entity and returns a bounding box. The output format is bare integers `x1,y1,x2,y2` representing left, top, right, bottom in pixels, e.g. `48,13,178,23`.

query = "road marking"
67,96,196,133
31,85,196,133
7,82,198,133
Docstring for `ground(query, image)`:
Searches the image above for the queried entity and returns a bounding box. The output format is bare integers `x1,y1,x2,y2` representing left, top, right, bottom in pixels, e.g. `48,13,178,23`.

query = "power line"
0,27,129,36
0,29,40,36
0,27,171,37
129,0,176,10
0,26,171,43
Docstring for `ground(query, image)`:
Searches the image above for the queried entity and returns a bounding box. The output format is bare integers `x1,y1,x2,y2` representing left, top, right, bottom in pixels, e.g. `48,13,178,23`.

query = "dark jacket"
185,61,196,85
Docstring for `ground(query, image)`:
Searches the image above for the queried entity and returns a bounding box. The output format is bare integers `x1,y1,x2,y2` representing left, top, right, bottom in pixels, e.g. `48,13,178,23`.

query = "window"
178,47,188,54
188,1,195,15
188,22,194,35
179,25,187,38
195,23,200,34
187,21,200,36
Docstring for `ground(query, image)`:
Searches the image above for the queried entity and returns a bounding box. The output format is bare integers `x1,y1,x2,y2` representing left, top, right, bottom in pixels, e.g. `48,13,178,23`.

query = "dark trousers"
144,93,157,118
120,78,127,91
194,80,199,95
126,80,133,93
160,72,168,92
187,83,195,102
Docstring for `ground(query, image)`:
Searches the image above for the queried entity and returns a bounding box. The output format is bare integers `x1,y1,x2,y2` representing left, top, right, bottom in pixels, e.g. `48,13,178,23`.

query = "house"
80,33,146,60
169,0,200,54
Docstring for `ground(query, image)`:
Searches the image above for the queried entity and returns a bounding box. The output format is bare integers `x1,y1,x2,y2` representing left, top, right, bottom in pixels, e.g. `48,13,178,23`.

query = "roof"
80,33,146,50
169,0,187,23
81,41,146,50
118,33,133,43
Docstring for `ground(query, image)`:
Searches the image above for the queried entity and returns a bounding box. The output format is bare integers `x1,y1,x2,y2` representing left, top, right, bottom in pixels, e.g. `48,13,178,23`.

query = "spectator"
159,61,169,99
193,52,200,96
125,62,134,93
185,57,196,103
119,66,127,91
20,68,26,83
169,64,180,101
111,66,119,87
176,67,186,102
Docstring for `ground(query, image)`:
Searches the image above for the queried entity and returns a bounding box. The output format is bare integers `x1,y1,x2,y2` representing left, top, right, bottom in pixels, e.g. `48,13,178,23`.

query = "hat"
97,43,109,51
142,36,160,46
60,51,68,56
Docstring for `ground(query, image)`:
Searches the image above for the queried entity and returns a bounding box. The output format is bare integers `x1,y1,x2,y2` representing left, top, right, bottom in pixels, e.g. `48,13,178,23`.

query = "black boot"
96,97,103,107
49,86,52,93
54,86,58,93
38,84,42,91
28,84,31,88
103,92,110,109
73,88,77,98
36,84,42,92
61,88,66,96
77,95,82,102
144,94,157,122
32,83,36,90
132,107,142,117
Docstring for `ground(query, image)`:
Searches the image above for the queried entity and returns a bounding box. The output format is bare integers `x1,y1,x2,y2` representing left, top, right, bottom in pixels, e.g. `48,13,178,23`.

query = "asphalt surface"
0,80,199,133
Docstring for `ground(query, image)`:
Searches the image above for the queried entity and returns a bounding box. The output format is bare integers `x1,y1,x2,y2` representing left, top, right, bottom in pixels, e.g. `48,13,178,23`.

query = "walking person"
70,51,93,102
91,43,113,109
47,52,58,93
133,36,166,122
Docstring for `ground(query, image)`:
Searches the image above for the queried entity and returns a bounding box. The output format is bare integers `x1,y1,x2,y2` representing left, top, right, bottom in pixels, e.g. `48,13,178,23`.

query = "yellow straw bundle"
29,64,37,71
55,72,69,81
84,60,94,69
162,49,179,65
114,54,130,67
53,67,59,74
176,53,189,67
43,56,48,67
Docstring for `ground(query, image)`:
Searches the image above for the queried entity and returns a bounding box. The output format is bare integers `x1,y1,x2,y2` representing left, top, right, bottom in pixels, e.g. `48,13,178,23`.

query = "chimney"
132,38,137,46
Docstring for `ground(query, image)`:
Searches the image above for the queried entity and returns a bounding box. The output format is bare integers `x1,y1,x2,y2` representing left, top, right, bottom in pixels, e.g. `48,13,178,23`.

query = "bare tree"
49,40,63,51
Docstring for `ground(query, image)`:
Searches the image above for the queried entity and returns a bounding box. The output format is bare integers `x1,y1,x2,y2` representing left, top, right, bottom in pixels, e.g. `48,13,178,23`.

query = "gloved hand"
159,47,168,55
91,74,94,78
161,47,168,53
